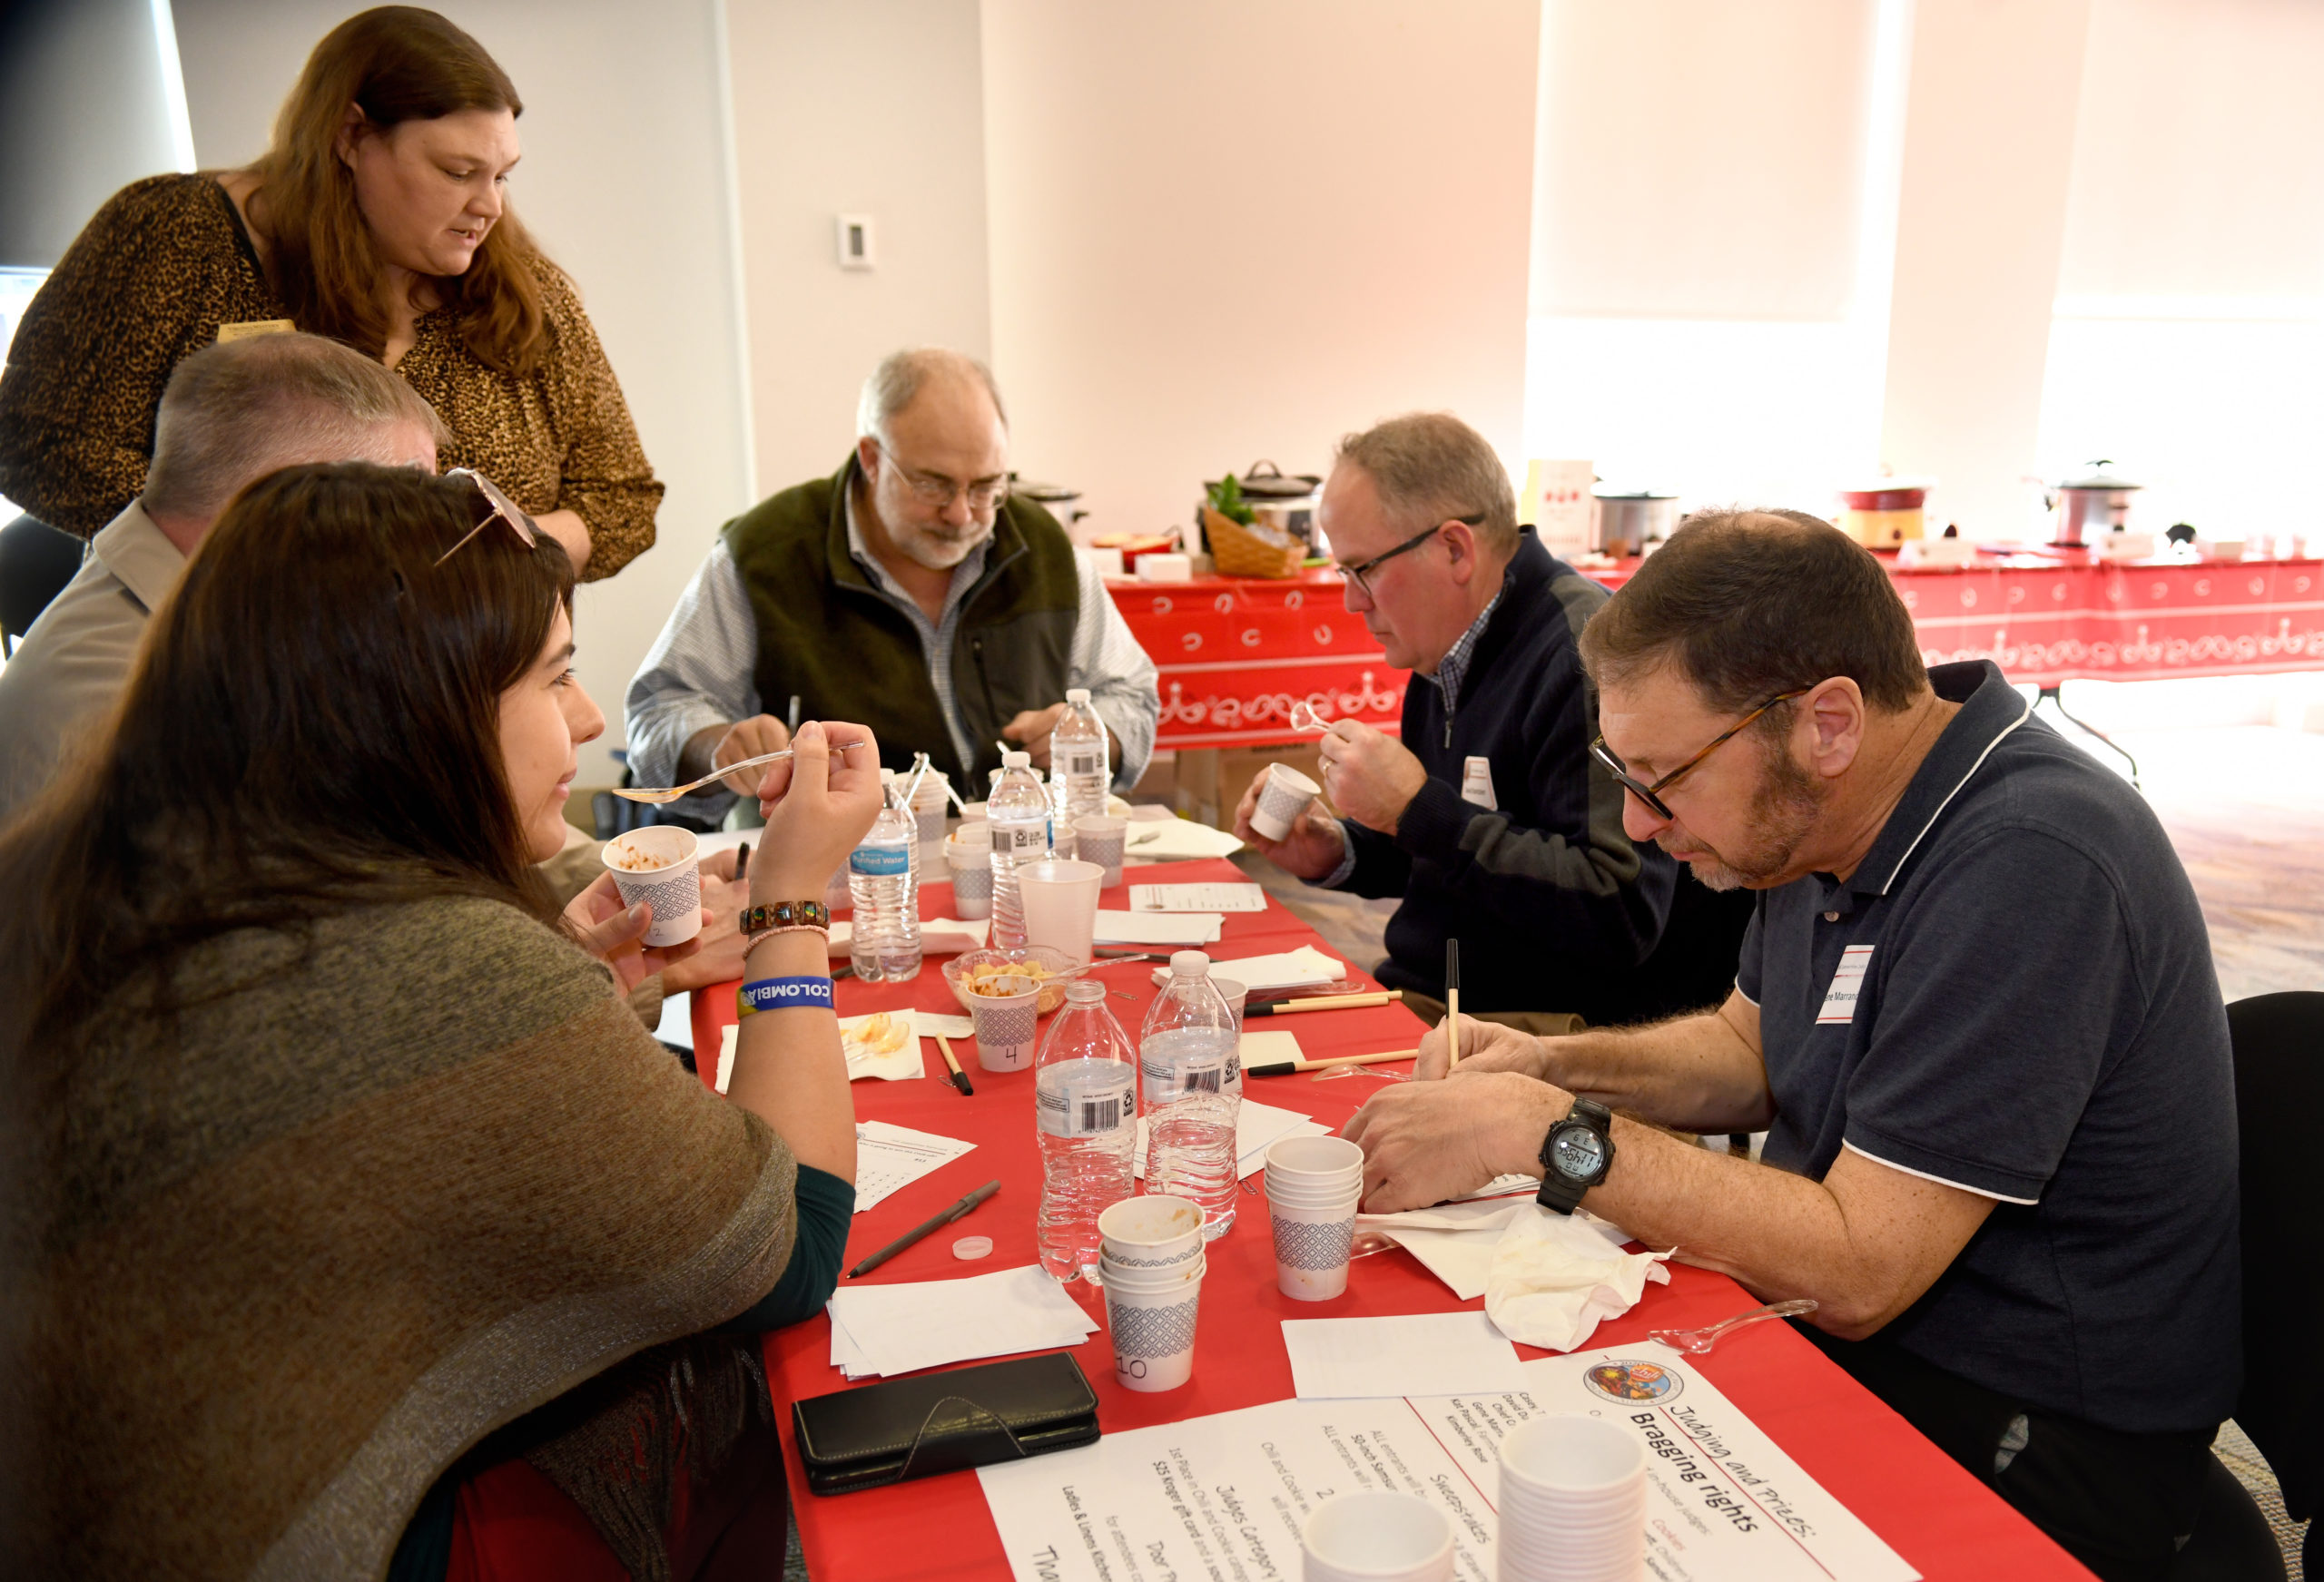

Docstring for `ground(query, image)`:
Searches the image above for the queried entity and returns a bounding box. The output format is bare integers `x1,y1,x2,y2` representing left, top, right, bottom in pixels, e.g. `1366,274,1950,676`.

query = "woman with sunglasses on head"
0,465,876,1580
0,6,657,580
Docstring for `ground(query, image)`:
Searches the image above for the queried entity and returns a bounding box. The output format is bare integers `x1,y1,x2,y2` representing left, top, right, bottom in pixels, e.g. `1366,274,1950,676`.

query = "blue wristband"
736,975,835,1017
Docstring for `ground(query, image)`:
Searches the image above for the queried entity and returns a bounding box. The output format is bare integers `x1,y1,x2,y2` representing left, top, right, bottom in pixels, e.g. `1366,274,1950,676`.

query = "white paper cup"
1265,1135,1365,1185
1264,1166,1364,1202
1497,1415,1647,1582
1251,762,1323,840
1106,1257,1204,1392
910,769,950,846
944,823,993,919
600,827,703,948
967,981,1042,1072
1302,1491,1454,1582
1098,1250,1206,1290
1018,858,1105,965
1072,814,1128,886
1269,1191,1359,1301
1098,1194,1205,1267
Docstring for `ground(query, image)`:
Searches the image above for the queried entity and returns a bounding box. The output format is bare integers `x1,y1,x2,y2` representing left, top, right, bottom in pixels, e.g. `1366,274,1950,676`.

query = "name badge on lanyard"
1817,945,1874,1026
1461,755,1498,811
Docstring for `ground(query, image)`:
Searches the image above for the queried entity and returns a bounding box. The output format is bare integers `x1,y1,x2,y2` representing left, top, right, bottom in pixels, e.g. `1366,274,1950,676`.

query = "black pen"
846,1180,1000,1279
734,841,751,883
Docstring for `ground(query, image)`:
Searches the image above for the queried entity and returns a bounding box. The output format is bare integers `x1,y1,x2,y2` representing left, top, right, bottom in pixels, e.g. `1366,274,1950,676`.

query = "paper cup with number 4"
600,827,703,948
1251,763,1323,840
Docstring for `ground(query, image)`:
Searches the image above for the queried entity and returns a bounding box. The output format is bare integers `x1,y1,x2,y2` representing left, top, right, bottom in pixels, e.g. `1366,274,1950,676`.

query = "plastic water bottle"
848,776,921,982
1140,950,1242,1239
1035,978,1139,1282
986,750,1052,948
1052,686,1111,824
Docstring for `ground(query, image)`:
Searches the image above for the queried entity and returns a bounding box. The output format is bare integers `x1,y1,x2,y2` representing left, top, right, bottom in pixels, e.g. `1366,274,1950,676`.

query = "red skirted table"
692,859,2092,1581
1109,555,2324,757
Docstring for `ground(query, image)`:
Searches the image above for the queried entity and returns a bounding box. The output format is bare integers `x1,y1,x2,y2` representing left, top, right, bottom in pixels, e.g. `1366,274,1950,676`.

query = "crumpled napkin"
1483,1205,1672,1352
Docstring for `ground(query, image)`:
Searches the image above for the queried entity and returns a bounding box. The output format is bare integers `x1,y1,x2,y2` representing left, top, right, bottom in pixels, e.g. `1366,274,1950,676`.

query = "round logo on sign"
1581,1359,1682,1405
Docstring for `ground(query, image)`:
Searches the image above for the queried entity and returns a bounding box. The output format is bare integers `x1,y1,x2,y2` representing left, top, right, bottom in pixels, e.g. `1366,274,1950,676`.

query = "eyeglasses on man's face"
1590,689,1809,821
1334,514,1484,599
432,467,537,566
880,448,1009,514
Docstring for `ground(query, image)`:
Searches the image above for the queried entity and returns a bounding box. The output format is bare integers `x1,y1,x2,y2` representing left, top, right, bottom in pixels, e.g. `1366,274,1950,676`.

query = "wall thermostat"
836,213,876,270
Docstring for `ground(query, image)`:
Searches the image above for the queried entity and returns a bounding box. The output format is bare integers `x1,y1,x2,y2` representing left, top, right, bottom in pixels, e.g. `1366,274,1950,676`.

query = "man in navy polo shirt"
1344,510,2241,1581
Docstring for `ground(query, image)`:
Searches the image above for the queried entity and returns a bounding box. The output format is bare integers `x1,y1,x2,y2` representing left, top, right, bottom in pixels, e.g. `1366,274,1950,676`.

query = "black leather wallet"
792,1352,1101,1496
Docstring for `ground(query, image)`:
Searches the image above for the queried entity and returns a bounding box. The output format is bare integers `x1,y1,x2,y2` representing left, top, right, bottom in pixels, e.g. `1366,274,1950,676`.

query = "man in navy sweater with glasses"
1233,411,1750,1033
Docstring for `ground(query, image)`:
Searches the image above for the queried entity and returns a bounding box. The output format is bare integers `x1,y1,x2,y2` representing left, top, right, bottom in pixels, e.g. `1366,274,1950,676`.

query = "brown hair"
1336,413,1520,555
241,6,548,374
0,462,575,1079
1578,508,1929,717
142,331,447,524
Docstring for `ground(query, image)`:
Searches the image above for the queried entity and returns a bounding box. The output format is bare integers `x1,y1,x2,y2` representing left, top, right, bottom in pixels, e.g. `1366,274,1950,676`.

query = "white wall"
724,0,992,494
1876,0,2093,536
980,0,1540,541
172,0,756,783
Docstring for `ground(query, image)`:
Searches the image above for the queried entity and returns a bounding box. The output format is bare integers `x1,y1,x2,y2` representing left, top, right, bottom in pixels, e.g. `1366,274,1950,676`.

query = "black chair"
2171,990,2320,1579
0,513,86,653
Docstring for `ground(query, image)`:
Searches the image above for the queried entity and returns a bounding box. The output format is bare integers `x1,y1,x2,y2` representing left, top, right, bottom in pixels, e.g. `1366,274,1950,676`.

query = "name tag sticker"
1461,755,1498,811
215,319,294,343
1816,944,1875,1025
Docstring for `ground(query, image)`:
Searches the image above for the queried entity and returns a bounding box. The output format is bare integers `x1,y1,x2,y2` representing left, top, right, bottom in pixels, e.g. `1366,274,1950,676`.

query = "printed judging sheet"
977,1348,1919,1582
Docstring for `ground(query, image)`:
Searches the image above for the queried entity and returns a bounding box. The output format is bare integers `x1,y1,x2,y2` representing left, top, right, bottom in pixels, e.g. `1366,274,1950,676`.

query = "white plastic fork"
611,741,868,803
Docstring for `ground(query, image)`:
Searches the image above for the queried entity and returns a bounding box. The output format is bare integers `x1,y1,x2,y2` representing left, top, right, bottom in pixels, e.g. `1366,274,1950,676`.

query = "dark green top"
719,457,1081,787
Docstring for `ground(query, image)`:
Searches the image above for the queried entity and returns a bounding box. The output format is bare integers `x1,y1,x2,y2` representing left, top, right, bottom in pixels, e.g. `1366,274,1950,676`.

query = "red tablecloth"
693,860,2088,1580
1112,556,2324,748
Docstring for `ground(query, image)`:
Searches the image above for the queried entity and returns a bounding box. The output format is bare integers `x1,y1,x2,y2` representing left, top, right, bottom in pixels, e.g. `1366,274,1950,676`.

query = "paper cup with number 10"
600,827,703,948
1251,763,1323,840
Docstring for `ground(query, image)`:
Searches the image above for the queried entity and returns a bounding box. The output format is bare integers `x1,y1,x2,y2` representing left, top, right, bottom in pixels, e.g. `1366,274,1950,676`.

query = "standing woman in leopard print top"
0,5,660,580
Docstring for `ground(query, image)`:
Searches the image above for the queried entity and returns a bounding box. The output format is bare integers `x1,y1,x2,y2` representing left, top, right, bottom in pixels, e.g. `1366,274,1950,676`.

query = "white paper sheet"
1133,1097,1318,1181
852,1118,976,1213
828,917,990,957
1153,945,1342,994
1129,882,1267,913
1120,820,1246,860
1282,1312,1530,1400
825,1263,1098,1379
976,1349,1921,1582
1093,909,1223,946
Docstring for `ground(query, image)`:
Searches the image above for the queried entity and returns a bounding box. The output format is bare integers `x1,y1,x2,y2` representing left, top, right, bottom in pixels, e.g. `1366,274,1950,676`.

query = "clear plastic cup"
600,827,703,947
1018,858,1105,965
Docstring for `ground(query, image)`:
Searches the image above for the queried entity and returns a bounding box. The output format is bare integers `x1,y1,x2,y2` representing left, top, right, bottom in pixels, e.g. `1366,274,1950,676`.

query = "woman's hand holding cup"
749,721,884,906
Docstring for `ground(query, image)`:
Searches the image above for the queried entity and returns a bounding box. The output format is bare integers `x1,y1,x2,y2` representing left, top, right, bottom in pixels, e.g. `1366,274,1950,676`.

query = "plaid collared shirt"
1429,589,1504,715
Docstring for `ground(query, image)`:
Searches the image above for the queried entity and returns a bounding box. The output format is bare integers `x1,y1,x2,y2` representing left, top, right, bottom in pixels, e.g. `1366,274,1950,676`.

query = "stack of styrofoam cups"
1265,1135,1364,1301
1097,1196,1206,1392
1495,1414,1649,1582
1301,1491,1455,1582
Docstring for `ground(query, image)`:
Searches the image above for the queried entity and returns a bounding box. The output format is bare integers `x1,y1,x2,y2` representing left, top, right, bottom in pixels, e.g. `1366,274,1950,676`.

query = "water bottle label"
850,845,911,876
1141,1052,1227,1100
992,823,1049,855
1063,746,1103,778
1038,1081,1134,1138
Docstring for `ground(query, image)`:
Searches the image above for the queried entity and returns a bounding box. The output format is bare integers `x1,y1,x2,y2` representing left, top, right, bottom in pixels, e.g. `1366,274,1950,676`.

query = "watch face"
1551,1125,1607,1180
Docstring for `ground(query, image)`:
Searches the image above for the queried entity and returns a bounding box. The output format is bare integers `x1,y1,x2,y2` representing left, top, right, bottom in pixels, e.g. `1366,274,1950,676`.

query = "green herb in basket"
1206,471,1256,526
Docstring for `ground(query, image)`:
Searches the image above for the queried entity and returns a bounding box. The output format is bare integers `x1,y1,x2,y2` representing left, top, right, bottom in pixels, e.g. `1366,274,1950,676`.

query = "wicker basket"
1204,507,1305,578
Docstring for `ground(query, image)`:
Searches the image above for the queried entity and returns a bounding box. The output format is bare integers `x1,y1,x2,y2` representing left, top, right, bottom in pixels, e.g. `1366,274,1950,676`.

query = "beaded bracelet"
736,975,835,1017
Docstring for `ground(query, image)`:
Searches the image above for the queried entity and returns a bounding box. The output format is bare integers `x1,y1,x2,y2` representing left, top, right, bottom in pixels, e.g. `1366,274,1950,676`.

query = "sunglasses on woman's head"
432,468,538,566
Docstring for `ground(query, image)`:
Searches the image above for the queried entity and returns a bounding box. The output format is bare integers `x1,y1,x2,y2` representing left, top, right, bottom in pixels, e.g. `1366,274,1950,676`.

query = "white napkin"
1482,1205,1671,1352
1153,945,1341,994
1120,820,1246,860
1354,1197,1535,1301
827,917,990,958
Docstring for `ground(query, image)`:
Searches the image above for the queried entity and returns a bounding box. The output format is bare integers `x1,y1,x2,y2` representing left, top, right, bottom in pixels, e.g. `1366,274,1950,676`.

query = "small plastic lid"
1002,751,1031,768
1170,949,1212,975
951,1235,993,1261
1066,686,1091,704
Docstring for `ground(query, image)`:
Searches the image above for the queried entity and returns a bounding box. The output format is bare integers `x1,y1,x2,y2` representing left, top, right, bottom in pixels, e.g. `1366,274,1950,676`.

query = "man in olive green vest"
625,349,1157,811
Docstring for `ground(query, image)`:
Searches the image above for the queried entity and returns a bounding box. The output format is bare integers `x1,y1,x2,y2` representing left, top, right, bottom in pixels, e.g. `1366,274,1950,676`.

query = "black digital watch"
1535,1096,1615,1215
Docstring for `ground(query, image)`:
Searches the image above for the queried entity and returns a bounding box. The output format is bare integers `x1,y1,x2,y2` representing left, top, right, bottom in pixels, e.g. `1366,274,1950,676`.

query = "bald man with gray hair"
627,347,1157,804
0,331,441,820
